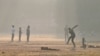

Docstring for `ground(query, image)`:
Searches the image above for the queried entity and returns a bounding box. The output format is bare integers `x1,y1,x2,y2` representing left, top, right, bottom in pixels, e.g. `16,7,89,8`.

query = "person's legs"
84,44,86,49
65,32,67,42
28,35,30,42
11,34,14,42
19,34,21,42
27,34,30,42
67,36,72,44
72,37,75,48
27,35,29,42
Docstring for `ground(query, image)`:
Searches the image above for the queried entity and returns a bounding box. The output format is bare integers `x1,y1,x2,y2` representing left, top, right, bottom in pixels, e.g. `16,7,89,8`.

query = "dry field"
0,41,99,56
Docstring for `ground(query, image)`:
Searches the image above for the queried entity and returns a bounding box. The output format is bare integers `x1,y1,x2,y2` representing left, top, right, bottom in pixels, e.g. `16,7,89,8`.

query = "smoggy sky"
0,0,100,41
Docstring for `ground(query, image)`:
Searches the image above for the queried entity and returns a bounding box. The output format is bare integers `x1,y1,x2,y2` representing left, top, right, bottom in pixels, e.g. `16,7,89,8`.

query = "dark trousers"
11,33,14,42
65,32,67,42
67,36,76,48
27,34,30,42
19,34,21,42
82,41,86,49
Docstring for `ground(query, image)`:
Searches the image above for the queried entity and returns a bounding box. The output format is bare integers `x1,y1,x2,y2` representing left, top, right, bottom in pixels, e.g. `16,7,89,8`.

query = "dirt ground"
0,41,99,56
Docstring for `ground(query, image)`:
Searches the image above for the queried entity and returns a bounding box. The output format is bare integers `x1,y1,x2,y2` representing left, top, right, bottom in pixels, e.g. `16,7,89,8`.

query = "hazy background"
0,0,100,41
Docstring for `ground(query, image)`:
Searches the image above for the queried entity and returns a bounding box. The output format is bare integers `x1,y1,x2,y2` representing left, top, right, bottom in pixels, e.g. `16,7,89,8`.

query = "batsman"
65,25,78,49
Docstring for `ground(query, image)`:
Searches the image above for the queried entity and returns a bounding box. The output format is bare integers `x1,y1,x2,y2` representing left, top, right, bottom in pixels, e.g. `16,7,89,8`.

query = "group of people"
11,24,86,49
11,25,30,42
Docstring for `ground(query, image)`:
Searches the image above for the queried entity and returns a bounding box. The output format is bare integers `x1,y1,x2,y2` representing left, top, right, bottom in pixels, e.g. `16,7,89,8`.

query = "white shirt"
11,27,15,34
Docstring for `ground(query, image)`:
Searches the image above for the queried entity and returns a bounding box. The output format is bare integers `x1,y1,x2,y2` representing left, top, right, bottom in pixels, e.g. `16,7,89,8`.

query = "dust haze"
0,0,100,41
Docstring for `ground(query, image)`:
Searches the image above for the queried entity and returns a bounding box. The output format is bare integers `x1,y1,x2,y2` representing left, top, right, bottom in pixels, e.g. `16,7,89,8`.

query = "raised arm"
72,25,78,29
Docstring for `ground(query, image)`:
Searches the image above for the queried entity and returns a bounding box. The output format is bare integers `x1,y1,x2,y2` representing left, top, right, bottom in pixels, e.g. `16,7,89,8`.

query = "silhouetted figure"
26,25,30,42
82,37,86,49
11,25,15,42
67,25,78,49
64,25,68,43
19,27,22,42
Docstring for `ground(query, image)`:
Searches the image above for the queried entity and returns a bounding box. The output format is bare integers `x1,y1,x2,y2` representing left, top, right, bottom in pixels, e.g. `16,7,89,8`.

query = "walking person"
26,25,30,42
11,25,15,42
19,27,22,42
67,25,78,49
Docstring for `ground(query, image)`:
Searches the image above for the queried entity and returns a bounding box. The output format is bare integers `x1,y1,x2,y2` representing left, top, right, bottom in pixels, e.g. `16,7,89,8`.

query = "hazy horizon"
0,0,100,41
